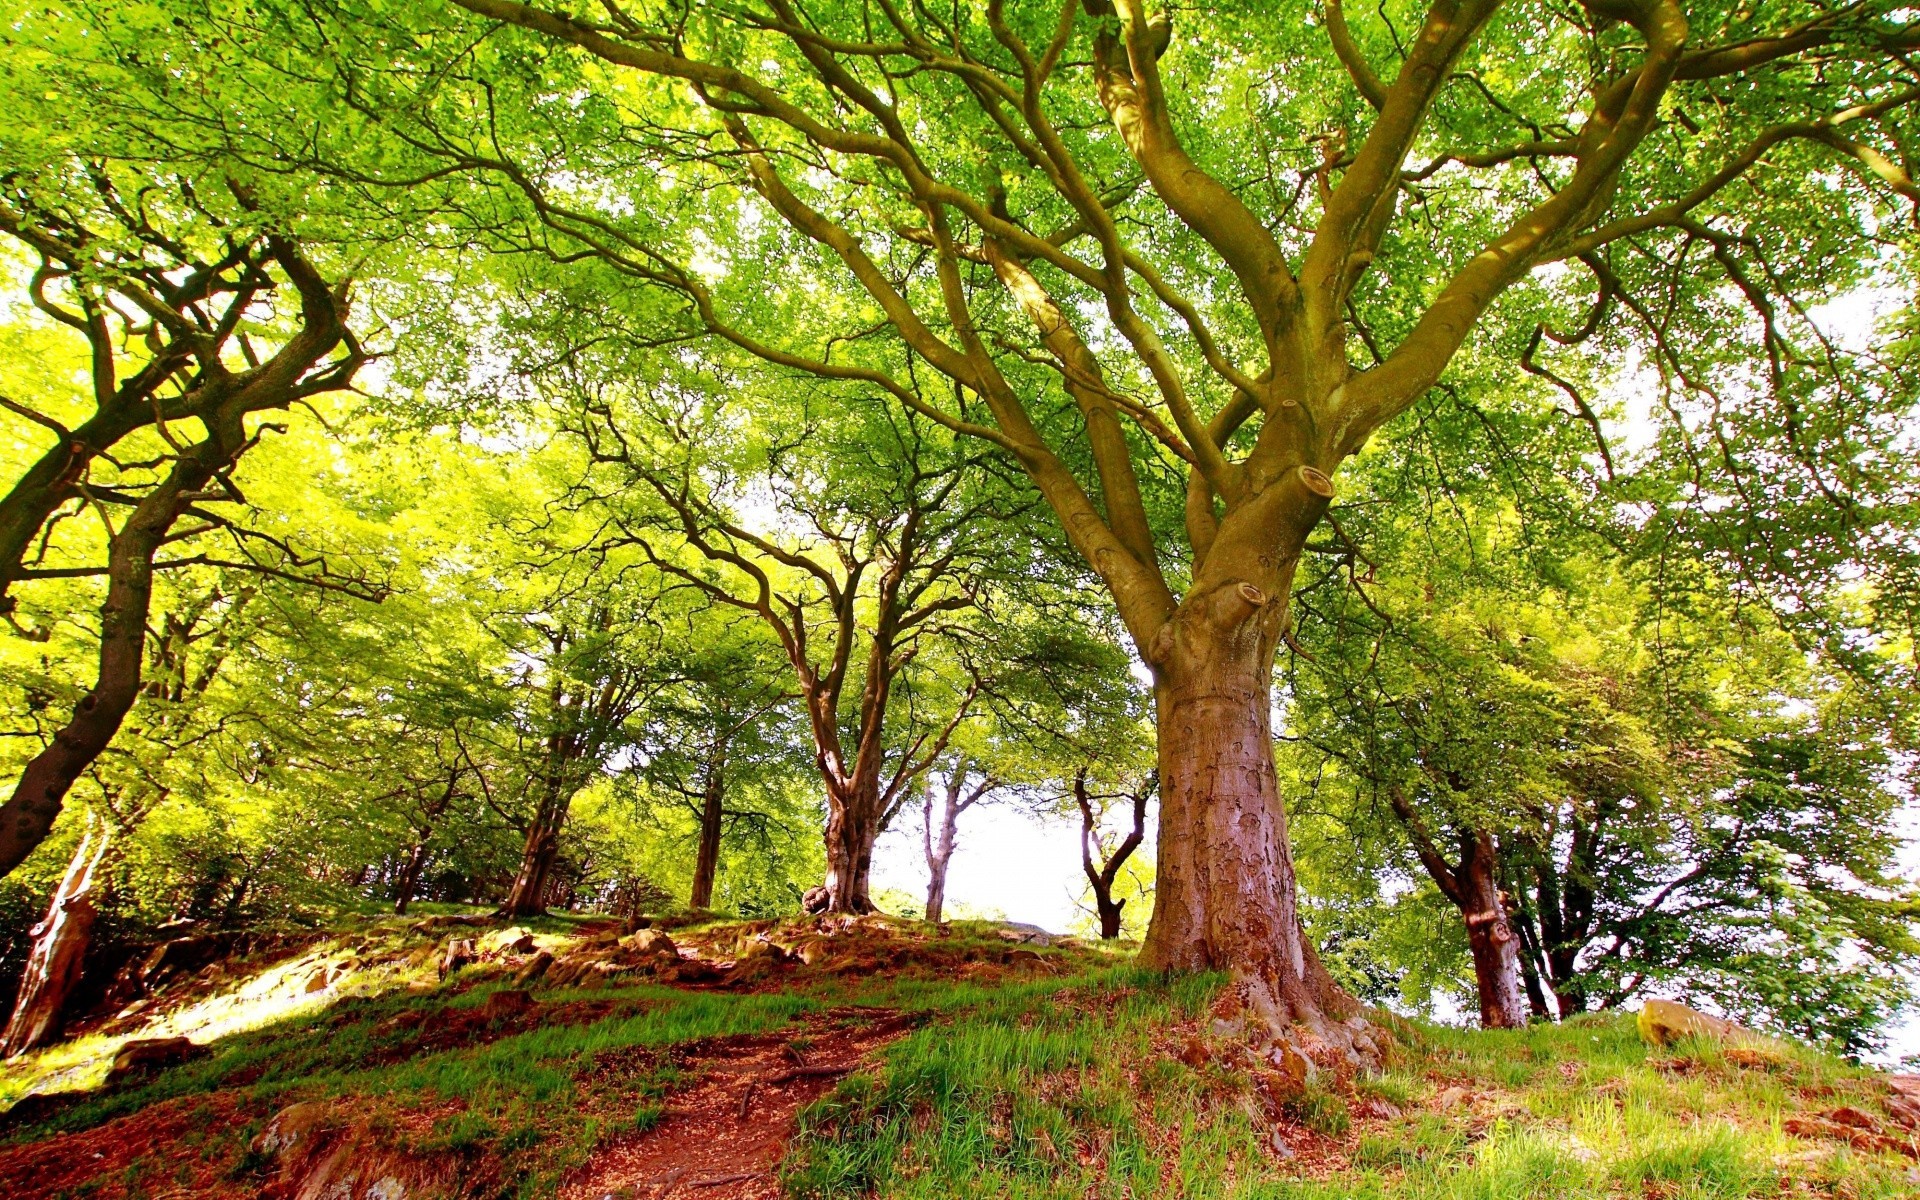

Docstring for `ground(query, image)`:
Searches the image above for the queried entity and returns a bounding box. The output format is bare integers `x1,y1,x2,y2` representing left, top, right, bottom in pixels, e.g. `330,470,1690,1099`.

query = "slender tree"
921,756,999,924
1071,764,1154,941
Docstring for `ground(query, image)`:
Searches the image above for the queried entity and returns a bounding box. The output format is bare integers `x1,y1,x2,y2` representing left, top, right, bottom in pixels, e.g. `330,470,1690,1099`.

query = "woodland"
0,0,1918,1197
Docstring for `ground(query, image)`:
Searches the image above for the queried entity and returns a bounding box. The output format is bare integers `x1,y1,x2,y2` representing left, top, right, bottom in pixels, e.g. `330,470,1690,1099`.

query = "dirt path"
562,1006,917,1200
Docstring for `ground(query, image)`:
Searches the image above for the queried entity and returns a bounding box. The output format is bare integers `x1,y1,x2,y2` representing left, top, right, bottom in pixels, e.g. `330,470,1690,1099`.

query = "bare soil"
560,1007,921,1200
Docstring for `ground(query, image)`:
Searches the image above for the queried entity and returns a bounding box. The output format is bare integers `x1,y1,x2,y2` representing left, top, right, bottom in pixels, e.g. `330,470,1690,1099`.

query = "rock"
481,989,536,1021
513,950,554,986
1636,999,1747,1047
802,885,831,914
106,1037,207,1083
1269,1128,1296,1159
666,958,723,984
738,937,787,964
726,955,776,987
303,967,332,993
439,938,475,980
250,1100,334,1158
993,922,1058,946
0,1092,75,1132
621,929,678,960
787,936,833,963
502,933,537,955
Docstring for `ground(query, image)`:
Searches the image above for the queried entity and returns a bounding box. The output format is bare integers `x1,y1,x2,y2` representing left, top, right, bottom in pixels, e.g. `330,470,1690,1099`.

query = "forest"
0,1,1919,1197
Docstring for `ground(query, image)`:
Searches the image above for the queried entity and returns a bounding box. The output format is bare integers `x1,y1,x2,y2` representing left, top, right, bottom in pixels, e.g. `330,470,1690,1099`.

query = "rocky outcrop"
105,1036,208,1083
1635,999,1750,1047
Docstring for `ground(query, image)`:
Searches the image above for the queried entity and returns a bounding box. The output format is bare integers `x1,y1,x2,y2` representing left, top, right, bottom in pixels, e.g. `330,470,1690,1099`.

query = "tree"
557,357,1018,913
629,624,802,911
1070,761,1155,941
397,0,1920,1049
920,755,1001,925
3,577,254,1053
0,163,365,877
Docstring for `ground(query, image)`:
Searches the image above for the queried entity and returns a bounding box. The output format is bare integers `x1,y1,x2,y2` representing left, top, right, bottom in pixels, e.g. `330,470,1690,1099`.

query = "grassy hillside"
0,914,1913,1199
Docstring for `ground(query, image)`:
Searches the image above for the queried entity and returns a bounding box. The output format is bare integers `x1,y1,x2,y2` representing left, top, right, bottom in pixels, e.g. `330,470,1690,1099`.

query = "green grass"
3,916,1915,1200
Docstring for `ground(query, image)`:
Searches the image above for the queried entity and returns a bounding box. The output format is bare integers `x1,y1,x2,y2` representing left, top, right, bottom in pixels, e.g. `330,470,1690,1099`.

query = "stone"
1636,999,1747,1048
801,885,831,914
503,933,536,954
993,922,1057,946
481,989,536,1021
303,967,332,993
513,950,554,986
250,1100,334,1158
621,929,677,960
726,955,775,986
439,938,475,980
106,1037,207,1083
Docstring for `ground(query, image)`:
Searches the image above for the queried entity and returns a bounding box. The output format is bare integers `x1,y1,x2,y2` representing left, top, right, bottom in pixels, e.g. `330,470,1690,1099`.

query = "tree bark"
922,767,968,925
689,749,726,911
815,792,881,915
501,779,569,918
2,812,110,1057
1458,833,1530,1030
1140,575,1361,1045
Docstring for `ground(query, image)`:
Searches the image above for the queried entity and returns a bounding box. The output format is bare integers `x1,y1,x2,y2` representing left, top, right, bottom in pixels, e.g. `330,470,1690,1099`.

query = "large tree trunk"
2,813,110,1057
814,792,881,915
689,754,726,911
1140,580,1363,1050
393,838,433,916
1458,834,1530,1029
500,780,569,917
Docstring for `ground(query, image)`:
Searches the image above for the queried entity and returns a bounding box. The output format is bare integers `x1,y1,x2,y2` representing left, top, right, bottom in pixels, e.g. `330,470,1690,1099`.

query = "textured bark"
818,797,880,915
1459,835,1530,1029
501,780,568,918
2,815,109,1057
1140,573,1359,1038
689,748,727,911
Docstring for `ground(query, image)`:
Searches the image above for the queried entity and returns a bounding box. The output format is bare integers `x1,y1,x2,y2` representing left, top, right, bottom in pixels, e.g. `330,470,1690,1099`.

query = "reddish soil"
0,1089,265,1200
559,1007,920,1200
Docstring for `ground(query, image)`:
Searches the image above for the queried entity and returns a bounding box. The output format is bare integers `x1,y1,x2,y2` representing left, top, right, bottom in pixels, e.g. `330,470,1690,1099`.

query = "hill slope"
0,913,1913,1199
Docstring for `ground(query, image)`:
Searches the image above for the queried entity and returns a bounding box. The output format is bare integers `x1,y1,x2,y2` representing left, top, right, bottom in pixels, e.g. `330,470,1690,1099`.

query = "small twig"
760,1063,857,1085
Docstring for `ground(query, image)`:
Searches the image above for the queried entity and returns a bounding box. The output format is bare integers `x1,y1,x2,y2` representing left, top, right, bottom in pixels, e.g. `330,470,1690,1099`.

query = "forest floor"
0,910,1916,1200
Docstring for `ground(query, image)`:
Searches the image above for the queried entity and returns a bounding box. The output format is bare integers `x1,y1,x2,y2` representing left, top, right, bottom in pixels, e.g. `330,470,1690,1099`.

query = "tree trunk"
1459,834,1529,1029
814,790,881,914
689,755,725,911
501,800,565,917
922,774,962,925
393,838,433,916
1140,580,1363,1049
0,442,219,879
2,813,110,1057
